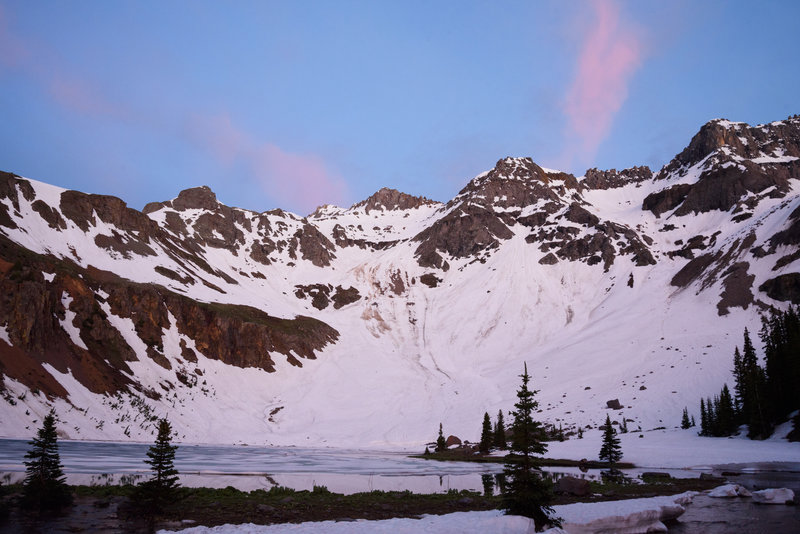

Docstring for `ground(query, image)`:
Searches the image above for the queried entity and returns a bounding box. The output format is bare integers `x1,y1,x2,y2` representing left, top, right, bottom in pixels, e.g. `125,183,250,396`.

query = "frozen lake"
0,439,508,493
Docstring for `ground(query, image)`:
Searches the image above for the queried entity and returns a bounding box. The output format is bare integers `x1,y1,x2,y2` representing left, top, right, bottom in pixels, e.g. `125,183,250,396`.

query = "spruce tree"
717,384,736,435
502,363,559,531
599,414,622,468
479,412,493,454
136,417,180,512
436,422,447,452
21,409,72,510
494,410,507,449
681,407,691,429
699,398,708,435
741,329,772,438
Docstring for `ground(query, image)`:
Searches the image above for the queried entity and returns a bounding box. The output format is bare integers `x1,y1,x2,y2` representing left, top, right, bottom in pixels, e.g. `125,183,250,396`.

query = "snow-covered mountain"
1,116,799,447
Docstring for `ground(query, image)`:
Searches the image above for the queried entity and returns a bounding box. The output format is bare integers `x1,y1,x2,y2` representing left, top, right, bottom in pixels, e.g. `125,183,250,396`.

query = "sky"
0,0,798,215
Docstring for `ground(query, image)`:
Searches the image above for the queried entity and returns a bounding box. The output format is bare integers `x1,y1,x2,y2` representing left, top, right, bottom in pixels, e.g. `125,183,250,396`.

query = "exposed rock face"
414,204,512,269
294,284,361,310
645,117,800,217
0,234,338,399
760,273,800,304
582,166,652,190
351,187,437,213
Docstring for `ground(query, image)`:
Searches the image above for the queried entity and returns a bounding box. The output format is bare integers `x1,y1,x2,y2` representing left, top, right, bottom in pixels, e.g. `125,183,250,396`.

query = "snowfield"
161,492,698,534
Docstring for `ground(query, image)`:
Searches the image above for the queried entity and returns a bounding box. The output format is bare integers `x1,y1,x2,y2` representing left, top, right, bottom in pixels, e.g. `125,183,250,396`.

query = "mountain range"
1,115,799,447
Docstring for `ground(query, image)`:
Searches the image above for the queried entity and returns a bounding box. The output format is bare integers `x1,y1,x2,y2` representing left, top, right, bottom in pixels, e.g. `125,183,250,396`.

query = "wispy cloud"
190,113,348,214
0,6,29,68
562,0,643,166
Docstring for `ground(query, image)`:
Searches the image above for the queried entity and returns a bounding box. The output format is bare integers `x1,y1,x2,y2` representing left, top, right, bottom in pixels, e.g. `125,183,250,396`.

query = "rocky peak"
351,187,437,213
451,157,580,211
644,117,800,217
657,117,800,180
582,166,652,190
144,186,219,214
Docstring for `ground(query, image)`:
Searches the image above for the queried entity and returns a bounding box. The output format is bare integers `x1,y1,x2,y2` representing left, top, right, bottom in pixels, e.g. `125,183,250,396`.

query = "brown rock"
554,476,590,496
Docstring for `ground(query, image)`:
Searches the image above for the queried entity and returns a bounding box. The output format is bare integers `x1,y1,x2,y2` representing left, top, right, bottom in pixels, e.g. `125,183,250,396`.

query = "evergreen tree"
136,418,180,512
691,415,696,427
681,407,691,429
21,409,72,510
502,363,559,531
479,412,493,454
436,422,447,452
732,347,745,416
493,410,507,449
741,329,772,438
717,384,736,435
699,398,708,436
598,414,623,468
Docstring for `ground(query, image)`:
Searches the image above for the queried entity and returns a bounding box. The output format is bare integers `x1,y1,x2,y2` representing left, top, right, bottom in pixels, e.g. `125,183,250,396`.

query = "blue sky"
1,0,798,214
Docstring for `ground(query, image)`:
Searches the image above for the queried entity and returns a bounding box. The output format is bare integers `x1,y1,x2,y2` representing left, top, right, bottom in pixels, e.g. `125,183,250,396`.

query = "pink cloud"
48,75,126,118
190,113,348,214
563,0,643,163
0,6,30,68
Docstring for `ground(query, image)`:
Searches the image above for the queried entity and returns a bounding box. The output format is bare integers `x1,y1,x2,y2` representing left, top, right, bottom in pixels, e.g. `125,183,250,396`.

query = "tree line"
689,306,800,440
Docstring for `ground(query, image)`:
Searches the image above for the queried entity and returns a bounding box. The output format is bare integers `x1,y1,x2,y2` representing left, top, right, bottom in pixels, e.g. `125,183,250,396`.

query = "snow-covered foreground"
546,425,800,469
162,492,697,534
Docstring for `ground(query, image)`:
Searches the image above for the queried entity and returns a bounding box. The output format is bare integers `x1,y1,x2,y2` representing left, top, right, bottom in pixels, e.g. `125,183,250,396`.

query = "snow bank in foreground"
548,492,695,534
163,511,531,534
708,483,752,497
751,488,795,504
162,493,695,534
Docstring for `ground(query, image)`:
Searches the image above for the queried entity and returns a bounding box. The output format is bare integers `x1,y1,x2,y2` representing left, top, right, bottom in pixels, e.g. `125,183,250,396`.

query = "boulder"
555,476,590,496
606,399,623,410
445,435,462,447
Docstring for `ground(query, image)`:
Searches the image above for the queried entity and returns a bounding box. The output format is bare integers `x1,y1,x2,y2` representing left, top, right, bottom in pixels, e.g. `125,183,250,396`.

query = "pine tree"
599,414,622,468
681,407,691,429
21,409,72,509
494,410,507,449
691,415,696,427
436,422,447,452
502,363,559,531
136,417,180,512
479,412,493,454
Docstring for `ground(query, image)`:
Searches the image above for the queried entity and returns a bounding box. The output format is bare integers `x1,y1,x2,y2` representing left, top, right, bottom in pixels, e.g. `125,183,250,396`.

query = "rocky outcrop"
760,273,800,304
351,187,437,213
645,117,800,217
0,234,338,400
294,284,361,310
413,204,512,269
583,166,652,190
